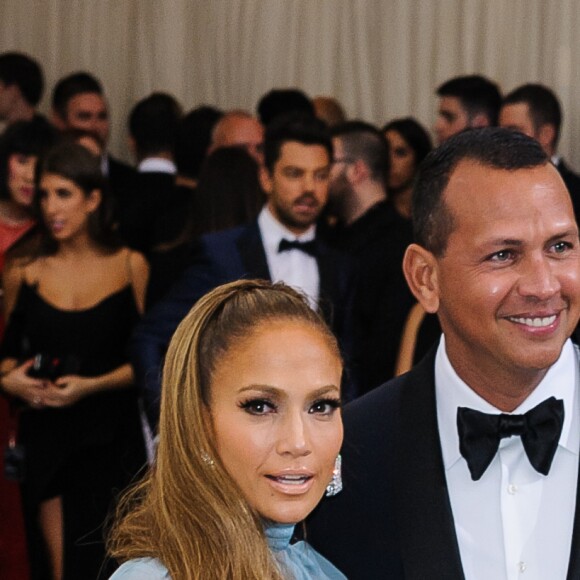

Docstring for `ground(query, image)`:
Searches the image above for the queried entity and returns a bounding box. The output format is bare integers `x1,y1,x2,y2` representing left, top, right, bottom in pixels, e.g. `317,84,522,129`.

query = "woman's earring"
326,454,343,496
201,451,215,467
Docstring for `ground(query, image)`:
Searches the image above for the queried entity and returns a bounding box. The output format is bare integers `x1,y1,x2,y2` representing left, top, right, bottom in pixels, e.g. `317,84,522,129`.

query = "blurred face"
7,153,36,207
209,319,343,524
64,93,109,146
262,141,330,234
433,160,580,392
435,96,470,144
385,129,416,191
216,117,264,165
38,173,100,241
499,102,536,139
328,137,352,202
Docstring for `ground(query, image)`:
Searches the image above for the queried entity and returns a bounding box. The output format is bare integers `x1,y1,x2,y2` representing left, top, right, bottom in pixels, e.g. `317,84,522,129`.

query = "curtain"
1,0,579,168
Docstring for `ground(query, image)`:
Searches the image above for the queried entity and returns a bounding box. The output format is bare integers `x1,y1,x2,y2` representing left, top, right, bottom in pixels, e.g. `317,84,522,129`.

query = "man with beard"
324,121,415,393
131,113,355,426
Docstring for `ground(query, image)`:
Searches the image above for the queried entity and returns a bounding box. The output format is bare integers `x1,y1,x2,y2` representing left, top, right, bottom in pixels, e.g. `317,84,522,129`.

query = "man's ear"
50,109,67,131
537,123,556,155
349,159,368,184
259,165,273,196
402,243,440,313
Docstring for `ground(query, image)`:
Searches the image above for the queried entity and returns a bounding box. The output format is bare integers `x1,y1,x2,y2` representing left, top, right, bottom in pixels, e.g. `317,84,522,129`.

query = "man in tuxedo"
118,91,186,256
308,127,580,580
499,83,580,223
131,113,354,426
50,71,135,196
435,75,501,144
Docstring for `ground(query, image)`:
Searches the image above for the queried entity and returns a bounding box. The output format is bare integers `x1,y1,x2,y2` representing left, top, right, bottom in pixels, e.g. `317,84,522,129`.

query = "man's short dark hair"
437,75,502,125
257,89,314,126
332,121,390,187
51,72,103,119
413,127,548,256
128,92,182,158
0,52,44,107
503,83,562,145
263,112,332,173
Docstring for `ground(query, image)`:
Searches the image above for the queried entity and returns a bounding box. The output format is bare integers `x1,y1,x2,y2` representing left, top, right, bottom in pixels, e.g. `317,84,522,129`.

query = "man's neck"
342,182,386,226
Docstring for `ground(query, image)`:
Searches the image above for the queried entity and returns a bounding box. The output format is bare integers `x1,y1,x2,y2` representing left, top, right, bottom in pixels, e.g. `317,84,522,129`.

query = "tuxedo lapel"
393,349,465,579
566,348,580,580
235,222,271,281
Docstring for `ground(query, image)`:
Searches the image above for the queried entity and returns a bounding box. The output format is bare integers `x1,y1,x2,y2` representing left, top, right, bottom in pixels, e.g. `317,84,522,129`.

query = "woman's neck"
390,186,413,220
0,200,33,225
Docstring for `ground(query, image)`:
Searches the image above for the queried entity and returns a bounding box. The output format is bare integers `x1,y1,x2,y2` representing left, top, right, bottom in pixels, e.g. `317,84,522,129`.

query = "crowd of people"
0,49,579,579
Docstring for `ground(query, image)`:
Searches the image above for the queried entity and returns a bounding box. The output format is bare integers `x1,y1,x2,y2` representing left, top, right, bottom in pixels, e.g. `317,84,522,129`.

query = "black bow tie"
278,238,317,257
457,397,564,481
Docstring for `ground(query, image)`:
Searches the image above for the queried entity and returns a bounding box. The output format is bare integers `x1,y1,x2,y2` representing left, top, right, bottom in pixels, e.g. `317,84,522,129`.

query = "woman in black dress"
0,142,148,580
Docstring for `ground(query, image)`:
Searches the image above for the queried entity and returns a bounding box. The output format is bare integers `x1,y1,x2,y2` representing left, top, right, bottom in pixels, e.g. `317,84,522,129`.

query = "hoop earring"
325,454,342,496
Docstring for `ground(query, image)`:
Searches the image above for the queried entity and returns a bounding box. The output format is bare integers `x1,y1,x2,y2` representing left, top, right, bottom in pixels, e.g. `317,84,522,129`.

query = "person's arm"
127,249,150,315
2,258,23,321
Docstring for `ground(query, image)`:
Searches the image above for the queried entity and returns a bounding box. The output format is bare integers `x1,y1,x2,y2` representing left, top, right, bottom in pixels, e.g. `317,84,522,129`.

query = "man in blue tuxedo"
131,113,354,426
308,128,580,580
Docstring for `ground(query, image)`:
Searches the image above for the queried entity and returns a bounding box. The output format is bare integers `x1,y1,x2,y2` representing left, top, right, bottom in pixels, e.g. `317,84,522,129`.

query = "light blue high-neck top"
109,522,346,579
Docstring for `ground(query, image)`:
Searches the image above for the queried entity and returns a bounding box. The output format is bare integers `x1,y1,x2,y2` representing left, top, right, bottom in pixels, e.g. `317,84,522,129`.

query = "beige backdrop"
1,0,579,167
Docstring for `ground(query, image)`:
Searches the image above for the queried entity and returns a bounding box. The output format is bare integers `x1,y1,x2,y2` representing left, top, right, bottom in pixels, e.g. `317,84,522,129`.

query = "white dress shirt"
257,206,319,308
435,336,579,580
137,157,177,174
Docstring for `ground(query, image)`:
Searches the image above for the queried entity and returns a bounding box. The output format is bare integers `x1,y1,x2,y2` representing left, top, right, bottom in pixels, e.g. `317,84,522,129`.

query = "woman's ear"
402,243,440,313
87,189,102,212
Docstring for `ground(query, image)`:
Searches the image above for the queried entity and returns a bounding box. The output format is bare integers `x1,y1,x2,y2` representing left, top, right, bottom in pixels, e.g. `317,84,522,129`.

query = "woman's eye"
239,399,276,415
309,399,341,416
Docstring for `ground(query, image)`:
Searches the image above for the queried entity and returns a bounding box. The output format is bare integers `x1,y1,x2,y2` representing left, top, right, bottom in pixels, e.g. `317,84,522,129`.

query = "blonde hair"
108,279,341,579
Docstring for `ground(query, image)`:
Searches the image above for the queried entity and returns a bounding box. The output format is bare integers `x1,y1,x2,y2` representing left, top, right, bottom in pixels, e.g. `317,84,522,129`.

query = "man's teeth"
509,315,556,327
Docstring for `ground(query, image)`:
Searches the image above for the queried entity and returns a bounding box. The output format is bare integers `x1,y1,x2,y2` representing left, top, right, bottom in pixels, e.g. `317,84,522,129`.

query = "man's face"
499,102,537,139
435,96,470,144
0,81,16,119
433,160,580,389
63,92,110,146
327,137,352,203
262,141,330,234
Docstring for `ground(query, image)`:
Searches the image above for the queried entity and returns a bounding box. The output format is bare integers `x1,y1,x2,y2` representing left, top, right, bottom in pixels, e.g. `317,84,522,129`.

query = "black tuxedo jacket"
131,220,355,426
307,347,580,580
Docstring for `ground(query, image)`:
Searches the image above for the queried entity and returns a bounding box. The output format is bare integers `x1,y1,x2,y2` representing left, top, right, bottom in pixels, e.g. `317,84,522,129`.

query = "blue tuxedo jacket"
307,345,580,580
131,221,355,426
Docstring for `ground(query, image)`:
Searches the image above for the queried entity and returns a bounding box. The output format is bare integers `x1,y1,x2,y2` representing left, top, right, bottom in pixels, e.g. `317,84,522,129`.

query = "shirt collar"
435,335,579,470
257,206,316,255
137,157,177,174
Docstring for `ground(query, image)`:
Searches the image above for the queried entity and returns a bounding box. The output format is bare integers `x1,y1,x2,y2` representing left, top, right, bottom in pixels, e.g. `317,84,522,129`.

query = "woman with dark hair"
0,118,58,273
147,146,264,307
0,142,148,580
382,117,432,220
109,279,346,579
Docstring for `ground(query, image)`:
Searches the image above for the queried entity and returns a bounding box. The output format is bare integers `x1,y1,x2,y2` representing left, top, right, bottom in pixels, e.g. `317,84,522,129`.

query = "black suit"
131,220,355,426
308,346,580,580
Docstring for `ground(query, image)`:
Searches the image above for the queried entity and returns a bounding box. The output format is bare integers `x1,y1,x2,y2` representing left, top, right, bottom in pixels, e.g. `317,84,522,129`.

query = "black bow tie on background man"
278,238,317,257
457,397,565,481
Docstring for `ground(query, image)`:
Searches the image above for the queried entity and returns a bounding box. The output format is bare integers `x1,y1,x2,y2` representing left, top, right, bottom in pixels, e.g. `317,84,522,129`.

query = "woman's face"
209,319,343,524
385,129,416,191
38,173,100,241
7,153,37,207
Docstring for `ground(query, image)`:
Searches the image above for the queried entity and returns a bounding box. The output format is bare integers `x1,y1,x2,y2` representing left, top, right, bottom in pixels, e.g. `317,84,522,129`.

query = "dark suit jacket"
307,346,580,580
131,221,355,426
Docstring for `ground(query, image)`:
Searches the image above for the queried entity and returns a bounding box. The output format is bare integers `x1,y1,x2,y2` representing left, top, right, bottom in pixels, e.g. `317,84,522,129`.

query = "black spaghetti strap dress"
1,282,147,580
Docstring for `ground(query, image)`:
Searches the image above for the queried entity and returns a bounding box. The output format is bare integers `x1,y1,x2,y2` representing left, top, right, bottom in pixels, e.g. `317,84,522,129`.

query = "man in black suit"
131,113,354,426
500,83,580,223
118,91,187,256
308,128,580,579
51,71,135,196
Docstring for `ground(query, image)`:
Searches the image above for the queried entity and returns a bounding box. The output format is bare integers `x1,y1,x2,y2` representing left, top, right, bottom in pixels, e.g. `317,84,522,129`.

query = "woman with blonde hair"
109,279,346,579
